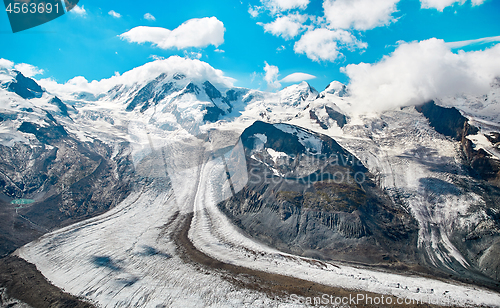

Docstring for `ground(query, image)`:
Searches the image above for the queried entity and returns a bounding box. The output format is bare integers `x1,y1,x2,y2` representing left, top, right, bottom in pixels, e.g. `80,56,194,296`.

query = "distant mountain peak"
3,70,44,99
279,81,319,107
322,81,348,97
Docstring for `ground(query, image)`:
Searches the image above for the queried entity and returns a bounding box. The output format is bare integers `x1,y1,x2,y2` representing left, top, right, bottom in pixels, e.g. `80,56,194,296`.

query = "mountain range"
1,59,500,307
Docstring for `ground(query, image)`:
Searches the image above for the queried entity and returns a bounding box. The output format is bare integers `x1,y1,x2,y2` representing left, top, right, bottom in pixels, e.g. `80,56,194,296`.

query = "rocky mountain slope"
0,70,133,257
218,121,419,266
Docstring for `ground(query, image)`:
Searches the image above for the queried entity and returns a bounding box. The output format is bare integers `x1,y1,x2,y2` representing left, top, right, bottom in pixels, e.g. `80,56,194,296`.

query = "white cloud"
149,55,165,61
252,0,401,66
38,56,235,96
248,6,262,17
70,5,86,16
259,13,308,40
323,0,400,30
419,0,486,10
108,10,121,18
0,58,14,69
14,63,44,77
471,0,486,5
294,28,367,62
214,49,225,53
144,13,156,21
420,0,462,10
342,39,500,113
261,0,310,14
0,59,43,77
183,51,202,59
120,17,225,50
281,72,316,83
264,62,281,89
445,35,500,49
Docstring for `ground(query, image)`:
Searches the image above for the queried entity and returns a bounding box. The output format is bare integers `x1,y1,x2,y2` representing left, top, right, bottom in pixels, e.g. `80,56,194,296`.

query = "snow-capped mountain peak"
1,70,44,100
279,81,319,107
321,80,349,98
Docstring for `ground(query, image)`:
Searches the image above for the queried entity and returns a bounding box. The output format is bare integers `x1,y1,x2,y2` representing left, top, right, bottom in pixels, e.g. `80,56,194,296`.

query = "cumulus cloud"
149,55,165,61
261,0,310,14
294,28,367,62
183,51,202,59
258,13,308,40
0,60,44,77
38,56,235,96
264,62,281,89
323,0,400,31
70,5,86,16
420,0,486,11
108,10,121,18
144,13,156,21
471,0,486,5
248,6,262,17
0,58,14,69
420,0,463,10
252,0,402,63
14,63,44,77
342,39,500,113
281,72,316,83
120,17,225,50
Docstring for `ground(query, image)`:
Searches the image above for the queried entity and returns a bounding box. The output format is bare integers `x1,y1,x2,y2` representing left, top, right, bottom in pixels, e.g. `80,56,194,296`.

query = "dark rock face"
462,139,500,183
325,106,347,128
416,100,478,141
202,81,232,121
6,71,44,100
184,82,199,95
225,89,241,102
485,132,500,144
203,105,224,122
48,97,71,118
309,107,347,130
203,81,222,100
416,100,500,185
309,110,328,129
242,121,306,155
218,121,419,265
18,121,67,144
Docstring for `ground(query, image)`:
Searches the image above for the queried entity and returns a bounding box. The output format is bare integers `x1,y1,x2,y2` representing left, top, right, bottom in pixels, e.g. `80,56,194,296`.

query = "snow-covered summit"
38,56,235,101
321,80,349,97
279,81,318,107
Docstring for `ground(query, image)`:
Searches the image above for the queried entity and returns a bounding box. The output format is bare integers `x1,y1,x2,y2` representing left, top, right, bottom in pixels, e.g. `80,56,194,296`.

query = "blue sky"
1,0,499,92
